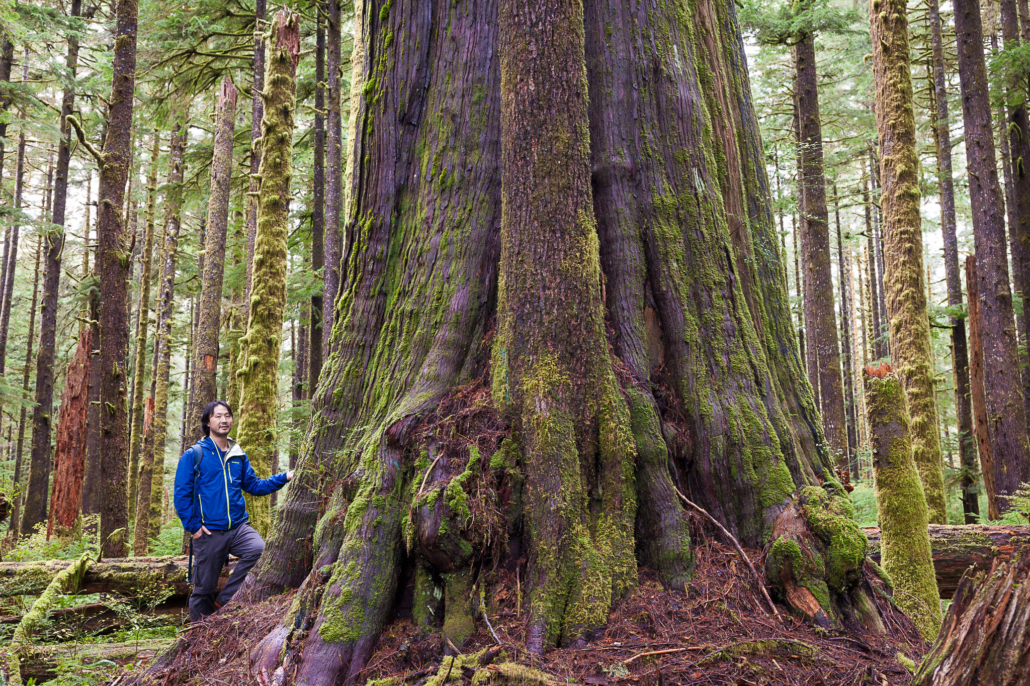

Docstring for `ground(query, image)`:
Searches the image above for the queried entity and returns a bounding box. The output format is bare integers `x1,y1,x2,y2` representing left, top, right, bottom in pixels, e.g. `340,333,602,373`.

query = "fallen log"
18,638,172,683
863,524,1030,599
0,600,187,635
0,556,234,599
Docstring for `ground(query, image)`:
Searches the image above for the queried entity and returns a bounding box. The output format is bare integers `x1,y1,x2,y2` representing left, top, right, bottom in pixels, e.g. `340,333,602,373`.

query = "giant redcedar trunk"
870,0,948,524
185,78,237,444
953,0,1030,510
246,1,831,682
47,329,91,537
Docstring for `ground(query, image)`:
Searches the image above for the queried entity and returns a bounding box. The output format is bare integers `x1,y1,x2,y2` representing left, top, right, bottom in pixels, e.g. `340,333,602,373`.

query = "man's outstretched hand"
287,470,294,482
193,525,212,539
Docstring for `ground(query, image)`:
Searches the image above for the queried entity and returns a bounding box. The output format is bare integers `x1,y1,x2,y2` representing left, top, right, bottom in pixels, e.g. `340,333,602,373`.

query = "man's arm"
173,452,202,533
239,454,290,496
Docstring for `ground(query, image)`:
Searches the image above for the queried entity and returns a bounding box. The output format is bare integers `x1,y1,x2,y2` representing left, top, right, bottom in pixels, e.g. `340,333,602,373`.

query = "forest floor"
126,514,927,686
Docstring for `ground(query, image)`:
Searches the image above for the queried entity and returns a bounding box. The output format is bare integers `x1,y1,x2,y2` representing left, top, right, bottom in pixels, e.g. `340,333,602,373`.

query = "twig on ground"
673,486,781,619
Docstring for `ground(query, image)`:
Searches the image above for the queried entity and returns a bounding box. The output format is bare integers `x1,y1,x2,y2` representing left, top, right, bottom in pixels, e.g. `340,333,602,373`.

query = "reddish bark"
46,328,92,537
967,256,997,519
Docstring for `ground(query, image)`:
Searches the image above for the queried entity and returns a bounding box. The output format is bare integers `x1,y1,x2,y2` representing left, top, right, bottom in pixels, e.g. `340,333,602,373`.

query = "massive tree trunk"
235,12,299,537
90,0,140,558
23,0,83,535
128,132,160,513
930,0,979,524
953,0,1030,510
244,0,832,682
186,78,237,443
870,0,947,524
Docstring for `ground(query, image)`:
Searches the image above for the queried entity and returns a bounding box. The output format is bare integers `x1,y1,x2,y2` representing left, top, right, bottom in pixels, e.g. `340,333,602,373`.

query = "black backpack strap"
187,442,204,585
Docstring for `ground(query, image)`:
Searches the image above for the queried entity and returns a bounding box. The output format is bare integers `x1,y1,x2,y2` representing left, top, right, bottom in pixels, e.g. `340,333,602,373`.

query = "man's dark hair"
201,400,233,437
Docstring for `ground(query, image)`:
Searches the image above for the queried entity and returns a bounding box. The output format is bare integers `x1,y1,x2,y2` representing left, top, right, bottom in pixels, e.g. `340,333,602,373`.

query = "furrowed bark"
186,77,237,443
497,0,637,650
92,0,140,558
134,120,186,555
953,0,1030,510
865,369,941,641
23,0,83,534
795,33,847,462
930,0,979,524
236,12,299,538
870,0,948,524
128,132,160,513
46,328,91,537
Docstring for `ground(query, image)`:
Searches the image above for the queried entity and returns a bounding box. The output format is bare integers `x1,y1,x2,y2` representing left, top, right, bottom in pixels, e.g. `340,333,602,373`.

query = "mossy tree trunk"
23,0,83,535
954,0,1030,510
865,368,941,641
186,78,237,444
794,33,848,463
869,0,947,524
128,132,160,513
235,10,299,538
244,0,834,682
133,120,186,556
929,0,978,524
244,0,266,324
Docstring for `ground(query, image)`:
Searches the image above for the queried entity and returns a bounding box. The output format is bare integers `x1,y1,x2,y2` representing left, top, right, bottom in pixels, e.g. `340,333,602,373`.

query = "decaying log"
17,638,172,683
0,556,233,598
0,600,186,634
864,524,1030,599
912,546,1030,685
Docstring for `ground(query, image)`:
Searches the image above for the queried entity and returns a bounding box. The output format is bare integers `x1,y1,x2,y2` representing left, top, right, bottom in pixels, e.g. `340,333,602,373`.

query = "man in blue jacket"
174,400,293,621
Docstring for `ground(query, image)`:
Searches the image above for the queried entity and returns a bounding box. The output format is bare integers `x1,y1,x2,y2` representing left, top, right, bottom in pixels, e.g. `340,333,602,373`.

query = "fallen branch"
673,486,781,619
19,638,172,683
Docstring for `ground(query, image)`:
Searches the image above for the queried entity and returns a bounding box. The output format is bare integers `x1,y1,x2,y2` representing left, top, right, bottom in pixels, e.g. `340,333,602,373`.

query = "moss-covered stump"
911,546,1030,685
865,369,941,641
766,483,882,632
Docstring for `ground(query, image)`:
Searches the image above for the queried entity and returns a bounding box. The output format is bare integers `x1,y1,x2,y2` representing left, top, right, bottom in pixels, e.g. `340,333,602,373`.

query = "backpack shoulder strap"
191,442,204,481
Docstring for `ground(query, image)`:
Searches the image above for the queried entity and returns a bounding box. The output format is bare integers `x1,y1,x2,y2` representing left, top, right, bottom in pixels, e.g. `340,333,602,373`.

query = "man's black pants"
189,522,264,622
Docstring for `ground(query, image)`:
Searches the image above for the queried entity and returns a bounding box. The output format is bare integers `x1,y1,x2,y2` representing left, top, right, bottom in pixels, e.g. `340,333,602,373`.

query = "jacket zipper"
214,442,232,529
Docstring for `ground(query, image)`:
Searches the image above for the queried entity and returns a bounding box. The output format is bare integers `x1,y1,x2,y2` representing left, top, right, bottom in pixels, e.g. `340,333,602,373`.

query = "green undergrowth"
850,479,992,527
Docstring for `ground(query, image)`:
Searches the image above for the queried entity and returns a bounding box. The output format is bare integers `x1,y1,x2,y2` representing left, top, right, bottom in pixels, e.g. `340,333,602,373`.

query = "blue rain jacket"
173,436,288,533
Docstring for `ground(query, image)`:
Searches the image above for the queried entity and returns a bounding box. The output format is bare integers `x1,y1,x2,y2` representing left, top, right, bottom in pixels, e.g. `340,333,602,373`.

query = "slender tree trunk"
185,78,237,445
23,0,83,534
0,116,27,379
128,133,160,515
865,368,941,641
244,0,267,323
80,0,141,558
309,3,325,393
794,213,806,364
870,0,948,524
834,189,858,470
794,34,847,461
0,35,14,211
930,0,979,523
235,12,299,538
953,0,1030,510
133,121,186,556
795,96,819,399
11,235,41,538
967,255,998,518
322,0,343,356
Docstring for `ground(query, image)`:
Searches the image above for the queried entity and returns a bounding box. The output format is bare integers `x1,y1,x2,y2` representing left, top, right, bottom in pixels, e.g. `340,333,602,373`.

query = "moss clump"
442,571,475,647
797,486,867,592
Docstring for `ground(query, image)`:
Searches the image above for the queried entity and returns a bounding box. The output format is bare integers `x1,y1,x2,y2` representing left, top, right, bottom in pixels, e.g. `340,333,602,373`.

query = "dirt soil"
122,516,927,686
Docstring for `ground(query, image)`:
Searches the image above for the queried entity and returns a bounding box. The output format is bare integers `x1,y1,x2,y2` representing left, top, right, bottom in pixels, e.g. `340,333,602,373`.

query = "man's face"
210,406,233,437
